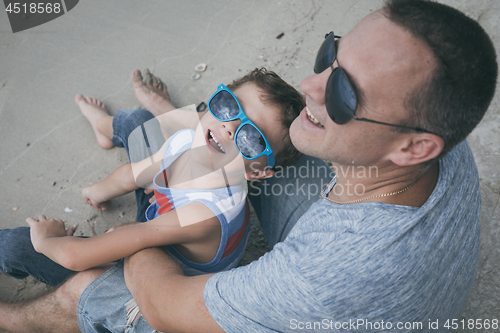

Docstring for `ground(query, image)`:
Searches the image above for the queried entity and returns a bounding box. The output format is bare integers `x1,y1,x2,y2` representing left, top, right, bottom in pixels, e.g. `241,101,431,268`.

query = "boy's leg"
248,155,334,248
0,227,76,286
112,108,167,222
131,68,176,116
75,94,114,149
75,69,175,151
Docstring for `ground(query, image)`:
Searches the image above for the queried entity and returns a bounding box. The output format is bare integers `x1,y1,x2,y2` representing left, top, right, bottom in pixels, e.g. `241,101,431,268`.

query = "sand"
1,1,499,331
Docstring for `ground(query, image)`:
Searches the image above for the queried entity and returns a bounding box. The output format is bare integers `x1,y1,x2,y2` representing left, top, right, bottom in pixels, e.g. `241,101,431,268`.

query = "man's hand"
26,215,75,253
124,248,225,333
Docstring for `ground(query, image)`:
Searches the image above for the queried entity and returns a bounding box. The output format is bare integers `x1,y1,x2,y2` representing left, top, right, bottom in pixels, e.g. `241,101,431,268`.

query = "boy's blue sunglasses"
208,84,275,169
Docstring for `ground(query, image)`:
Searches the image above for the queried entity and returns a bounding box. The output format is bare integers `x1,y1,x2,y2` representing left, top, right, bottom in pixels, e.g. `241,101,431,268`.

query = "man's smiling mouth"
207,130,226,153
306,107,325,128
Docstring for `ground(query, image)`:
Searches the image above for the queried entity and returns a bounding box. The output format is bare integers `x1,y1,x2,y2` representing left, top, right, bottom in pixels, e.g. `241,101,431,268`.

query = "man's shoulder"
431,139,480,208
439,139,477,181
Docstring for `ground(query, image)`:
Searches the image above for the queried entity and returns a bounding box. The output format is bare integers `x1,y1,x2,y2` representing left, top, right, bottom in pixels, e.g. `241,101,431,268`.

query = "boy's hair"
227,67,305,169
384,0,498,159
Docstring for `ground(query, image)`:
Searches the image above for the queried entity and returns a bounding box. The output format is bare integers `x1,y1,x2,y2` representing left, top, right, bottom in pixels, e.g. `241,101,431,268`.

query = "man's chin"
290,124,312,156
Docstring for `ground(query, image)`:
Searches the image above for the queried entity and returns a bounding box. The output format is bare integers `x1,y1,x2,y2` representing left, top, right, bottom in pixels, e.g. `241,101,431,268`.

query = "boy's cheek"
244,157,267,173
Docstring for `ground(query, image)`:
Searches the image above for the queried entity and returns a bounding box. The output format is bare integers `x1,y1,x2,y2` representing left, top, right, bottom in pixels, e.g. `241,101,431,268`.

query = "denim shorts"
77,260,157,333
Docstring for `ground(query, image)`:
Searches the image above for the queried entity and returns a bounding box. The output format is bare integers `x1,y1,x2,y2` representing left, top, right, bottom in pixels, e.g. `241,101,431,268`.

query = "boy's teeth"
306,107,325,128
210,131,219,143
209,130,225,153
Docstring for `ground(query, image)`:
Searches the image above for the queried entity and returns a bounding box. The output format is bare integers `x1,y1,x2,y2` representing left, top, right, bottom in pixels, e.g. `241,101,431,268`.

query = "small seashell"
12,207,19,211
194,63,207,72
64,207,73,213
191,72,201,80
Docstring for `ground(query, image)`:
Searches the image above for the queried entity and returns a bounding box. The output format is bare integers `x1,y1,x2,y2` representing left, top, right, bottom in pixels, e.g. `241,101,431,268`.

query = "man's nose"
300,68,331,106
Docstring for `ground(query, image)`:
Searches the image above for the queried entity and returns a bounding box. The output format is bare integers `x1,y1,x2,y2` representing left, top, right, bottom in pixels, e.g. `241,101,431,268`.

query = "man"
0,0,497,332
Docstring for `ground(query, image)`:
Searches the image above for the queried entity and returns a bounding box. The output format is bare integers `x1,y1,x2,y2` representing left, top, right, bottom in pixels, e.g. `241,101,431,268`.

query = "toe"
85,96,94,104
144,68,154,87
154,77,161,88
130,69,144,88
75,93,85,105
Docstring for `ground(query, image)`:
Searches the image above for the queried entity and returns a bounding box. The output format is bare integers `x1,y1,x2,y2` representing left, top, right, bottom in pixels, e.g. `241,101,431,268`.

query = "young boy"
24,67,305,278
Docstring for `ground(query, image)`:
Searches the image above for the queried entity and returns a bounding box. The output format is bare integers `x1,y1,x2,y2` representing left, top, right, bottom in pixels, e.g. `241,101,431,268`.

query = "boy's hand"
145,188,156,203
26,215,72,253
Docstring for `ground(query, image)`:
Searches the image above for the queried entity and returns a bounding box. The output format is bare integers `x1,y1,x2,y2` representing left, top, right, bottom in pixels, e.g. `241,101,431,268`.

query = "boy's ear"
245,168,275,181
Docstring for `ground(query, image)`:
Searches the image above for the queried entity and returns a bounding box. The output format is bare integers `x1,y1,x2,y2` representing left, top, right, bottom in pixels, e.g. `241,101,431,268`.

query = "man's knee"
61,265,113,300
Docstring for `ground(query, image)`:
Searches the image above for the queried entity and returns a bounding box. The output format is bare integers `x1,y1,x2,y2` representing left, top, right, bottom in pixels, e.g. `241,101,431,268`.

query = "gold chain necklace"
321,177,417,205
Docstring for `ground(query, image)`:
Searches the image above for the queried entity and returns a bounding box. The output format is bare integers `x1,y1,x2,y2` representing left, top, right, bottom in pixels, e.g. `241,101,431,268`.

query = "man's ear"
388,134,444,166
245,168,275,181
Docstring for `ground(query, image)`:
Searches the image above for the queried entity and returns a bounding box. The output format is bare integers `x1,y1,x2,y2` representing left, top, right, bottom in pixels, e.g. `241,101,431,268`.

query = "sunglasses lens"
236,124,266,158
314,33,336,74
325,68,357,124
210,90,240,120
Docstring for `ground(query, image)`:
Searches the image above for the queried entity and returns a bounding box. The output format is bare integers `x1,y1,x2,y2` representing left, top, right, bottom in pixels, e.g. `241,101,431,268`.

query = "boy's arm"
91,139,170,204
26,202,219,271
90,163,140,203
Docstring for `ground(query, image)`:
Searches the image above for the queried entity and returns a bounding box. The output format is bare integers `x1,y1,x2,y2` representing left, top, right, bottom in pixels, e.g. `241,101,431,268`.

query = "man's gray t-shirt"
204,141,480,332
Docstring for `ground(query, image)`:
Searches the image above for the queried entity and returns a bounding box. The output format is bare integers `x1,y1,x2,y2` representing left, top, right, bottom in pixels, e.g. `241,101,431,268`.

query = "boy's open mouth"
207,129,226,154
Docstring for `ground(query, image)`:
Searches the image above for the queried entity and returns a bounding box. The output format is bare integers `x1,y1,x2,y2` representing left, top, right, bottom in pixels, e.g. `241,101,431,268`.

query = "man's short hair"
227,67,304,169
384,0,498,158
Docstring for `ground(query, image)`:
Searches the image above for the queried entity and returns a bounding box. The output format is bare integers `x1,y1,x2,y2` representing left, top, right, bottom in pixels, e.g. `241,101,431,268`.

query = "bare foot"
131,68,176,116
75,94,114,149
82,186,111,212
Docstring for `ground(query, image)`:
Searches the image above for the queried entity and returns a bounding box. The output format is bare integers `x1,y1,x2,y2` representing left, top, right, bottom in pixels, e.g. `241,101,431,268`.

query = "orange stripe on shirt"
222,200,250,259
155,189,174,215
156,169,173,215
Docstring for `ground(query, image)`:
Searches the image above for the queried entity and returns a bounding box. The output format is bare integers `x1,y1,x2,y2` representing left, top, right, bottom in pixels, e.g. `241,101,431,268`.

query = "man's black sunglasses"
314,32,438,135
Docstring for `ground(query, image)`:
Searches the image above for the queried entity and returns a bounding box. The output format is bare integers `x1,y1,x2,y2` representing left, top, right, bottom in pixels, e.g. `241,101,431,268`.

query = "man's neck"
326,161,439,207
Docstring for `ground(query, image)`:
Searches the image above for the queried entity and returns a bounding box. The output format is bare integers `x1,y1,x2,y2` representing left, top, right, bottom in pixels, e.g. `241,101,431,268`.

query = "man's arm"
124,247,225,333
